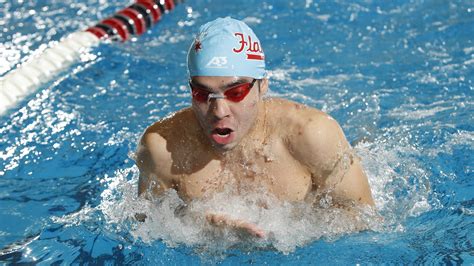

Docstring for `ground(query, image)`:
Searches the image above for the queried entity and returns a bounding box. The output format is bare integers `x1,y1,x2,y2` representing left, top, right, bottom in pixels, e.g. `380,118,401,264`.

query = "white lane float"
0,0,183,115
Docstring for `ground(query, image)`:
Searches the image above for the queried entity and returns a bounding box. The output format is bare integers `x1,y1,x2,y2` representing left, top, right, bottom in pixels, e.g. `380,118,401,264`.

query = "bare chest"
176,140,312,202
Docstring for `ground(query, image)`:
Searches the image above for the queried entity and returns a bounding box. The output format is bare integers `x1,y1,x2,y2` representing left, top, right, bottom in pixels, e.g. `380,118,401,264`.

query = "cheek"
192,103,208,122
234,103,258,127
239,96,258,110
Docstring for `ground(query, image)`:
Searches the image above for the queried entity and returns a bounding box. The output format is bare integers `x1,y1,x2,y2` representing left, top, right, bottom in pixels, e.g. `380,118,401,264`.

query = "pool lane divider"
0,0,183,116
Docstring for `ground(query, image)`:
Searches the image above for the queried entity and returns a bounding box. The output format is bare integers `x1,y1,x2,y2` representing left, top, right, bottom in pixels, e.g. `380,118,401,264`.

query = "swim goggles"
189,79,257,103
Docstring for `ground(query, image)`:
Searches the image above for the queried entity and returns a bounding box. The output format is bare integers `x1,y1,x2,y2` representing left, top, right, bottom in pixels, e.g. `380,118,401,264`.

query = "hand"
206,212,265,238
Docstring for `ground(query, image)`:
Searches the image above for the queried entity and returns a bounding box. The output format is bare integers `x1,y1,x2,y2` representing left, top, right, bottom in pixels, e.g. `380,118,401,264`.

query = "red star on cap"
194,40,202,52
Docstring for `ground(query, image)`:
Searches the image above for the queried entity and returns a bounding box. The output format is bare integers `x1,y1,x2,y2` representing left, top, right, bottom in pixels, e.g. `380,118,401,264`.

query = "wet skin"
136,76,374,237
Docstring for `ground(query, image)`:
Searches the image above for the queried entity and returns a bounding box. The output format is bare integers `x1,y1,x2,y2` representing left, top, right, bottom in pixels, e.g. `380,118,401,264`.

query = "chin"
208,135,241,153
211,141,237,153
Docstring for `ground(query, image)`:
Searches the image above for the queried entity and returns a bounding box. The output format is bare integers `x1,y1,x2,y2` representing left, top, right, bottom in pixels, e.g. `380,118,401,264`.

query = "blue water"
1,0,473,264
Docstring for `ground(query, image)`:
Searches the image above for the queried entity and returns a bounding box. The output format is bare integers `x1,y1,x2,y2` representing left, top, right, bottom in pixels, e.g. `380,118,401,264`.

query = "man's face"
190,76,265,152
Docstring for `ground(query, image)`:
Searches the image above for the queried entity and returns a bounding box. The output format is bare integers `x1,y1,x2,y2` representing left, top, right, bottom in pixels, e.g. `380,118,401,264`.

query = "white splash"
92,163,402,255
50,134,434,256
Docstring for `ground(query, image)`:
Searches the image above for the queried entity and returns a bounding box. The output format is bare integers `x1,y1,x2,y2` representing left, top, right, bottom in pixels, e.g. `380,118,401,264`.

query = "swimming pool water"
1,0,473,264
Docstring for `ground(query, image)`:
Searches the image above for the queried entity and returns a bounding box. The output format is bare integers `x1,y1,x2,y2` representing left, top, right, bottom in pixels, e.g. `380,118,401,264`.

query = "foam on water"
49,128,433,257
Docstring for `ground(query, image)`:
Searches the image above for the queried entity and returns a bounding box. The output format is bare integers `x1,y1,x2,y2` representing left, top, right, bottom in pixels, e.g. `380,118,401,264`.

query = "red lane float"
117,8,146,35
136,0,162,23
165,0,175,10
101,18,130,41
86,0,181,42
85,27,108,40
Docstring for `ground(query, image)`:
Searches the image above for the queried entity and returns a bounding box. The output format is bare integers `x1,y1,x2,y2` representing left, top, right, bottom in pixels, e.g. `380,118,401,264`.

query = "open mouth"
210,127,235,145
212,127,233,136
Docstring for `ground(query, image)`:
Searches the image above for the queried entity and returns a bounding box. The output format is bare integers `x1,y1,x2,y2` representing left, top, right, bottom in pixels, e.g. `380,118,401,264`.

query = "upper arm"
290,112,374,207
136,131,174,198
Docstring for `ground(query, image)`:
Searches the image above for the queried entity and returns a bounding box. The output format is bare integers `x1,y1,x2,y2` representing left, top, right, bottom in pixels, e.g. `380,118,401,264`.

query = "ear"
258,78,269,98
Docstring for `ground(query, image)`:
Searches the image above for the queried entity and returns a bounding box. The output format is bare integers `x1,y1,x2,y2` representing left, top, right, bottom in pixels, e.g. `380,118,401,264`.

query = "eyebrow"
190,78,252,91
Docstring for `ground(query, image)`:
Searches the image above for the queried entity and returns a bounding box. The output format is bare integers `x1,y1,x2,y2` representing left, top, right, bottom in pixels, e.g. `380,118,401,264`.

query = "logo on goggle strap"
233,32,264,60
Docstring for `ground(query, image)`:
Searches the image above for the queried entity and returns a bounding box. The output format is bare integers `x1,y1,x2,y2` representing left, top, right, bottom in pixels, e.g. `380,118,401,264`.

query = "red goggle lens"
190,79,256,103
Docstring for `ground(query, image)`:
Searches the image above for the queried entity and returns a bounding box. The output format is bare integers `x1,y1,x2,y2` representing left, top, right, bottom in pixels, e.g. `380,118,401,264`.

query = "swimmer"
136,17,374,238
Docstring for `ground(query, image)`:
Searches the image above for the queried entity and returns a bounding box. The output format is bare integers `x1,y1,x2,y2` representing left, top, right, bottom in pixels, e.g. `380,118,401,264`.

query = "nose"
209,98,230,119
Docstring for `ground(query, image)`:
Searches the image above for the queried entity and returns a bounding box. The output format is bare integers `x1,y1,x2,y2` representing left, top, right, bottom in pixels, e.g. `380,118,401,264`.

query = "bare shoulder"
138,108,195,166
142,107,196,139
266,98,374,206
136,108,196,196
266,98,347,161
